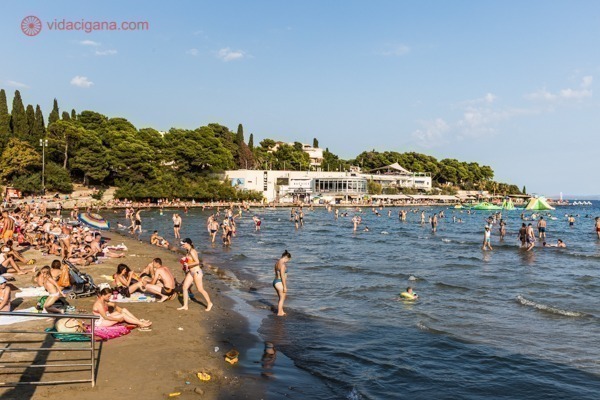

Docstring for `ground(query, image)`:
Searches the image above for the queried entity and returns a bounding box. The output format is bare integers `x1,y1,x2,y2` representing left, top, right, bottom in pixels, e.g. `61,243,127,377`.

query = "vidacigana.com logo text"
21,15,149,36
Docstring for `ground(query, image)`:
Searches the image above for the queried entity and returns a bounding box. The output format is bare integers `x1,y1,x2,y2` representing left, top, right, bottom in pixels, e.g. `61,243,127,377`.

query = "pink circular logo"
21,16,42,36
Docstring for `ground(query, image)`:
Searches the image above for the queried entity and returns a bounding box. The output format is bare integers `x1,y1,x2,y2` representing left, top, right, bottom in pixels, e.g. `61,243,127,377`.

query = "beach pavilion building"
225,163,432,203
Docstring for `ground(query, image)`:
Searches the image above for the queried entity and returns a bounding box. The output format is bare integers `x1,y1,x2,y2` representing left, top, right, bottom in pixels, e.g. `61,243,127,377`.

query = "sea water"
110,204,600,399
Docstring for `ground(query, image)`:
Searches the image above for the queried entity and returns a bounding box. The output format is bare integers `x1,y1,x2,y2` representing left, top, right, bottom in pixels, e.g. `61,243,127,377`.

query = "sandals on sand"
138,326,152,332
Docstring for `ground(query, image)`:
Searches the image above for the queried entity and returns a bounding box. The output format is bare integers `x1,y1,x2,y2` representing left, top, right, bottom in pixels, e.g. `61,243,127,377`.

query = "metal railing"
0,312,99,387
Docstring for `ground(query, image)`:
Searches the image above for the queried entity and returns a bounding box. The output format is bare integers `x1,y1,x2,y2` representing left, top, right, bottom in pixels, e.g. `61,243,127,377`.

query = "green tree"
236,123,244,144
33,105,45,140
313,137,319,148
46,120,83,169
0,89,11,149
248,133,254,150
10,90,28,140
367,180,383,194
522,185,527,195
163,127,235,173
48,98,59,125
62,111,70,121
70,130,109,185
0,138,41,182
25,104,35,137
71,109,77,120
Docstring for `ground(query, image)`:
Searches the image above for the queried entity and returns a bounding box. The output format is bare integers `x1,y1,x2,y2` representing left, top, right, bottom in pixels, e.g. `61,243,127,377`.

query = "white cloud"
79,40,101,46
459,92,497,106
526,76,593,101
216,47,245,62
95,49,117,56
6,80,30,89
186,48,199,56
379,44,410,57
457,106,536,138
70,75,94,88
412,118,450,147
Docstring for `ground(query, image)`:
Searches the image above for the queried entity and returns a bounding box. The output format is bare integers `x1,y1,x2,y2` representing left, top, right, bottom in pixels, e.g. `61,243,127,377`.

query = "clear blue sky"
2,1,599,195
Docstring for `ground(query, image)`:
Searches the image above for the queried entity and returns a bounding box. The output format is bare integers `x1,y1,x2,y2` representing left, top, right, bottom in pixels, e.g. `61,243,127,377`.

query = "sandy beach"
0,232,265,400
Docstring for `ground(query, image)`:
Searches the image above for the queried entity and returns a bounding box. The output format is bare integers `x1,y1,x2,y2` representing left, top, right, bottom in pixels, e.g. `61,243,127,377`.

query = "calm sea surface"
107,203,600,399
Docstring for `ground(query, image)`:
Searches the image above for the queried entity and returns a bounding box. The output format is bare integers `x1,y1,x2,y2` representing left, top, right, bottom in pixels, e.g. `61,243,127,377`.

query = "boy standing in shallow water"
482,226,493,250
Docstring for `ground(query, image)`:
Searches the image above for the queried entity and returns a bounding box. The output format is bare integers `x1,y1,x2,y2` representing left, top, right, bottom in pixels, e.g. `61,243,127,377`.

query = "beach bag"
57,265,71,288
115,286,130,298
55,318,85,333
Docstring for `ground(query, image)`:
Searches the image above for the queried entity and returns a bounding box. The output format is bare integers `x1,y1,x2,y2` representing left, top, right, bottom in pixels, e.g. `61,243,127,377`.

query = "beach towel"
89,324,133,341
0,307,50,326
112,292,156,303
45,327,89,342
15,287,50,298
105,244,128,252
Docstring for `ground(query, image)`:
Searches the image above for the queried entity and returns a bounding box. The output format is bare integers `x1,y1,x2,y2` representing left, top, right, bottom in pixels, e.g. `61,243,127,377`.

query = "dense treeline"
0,89,521,199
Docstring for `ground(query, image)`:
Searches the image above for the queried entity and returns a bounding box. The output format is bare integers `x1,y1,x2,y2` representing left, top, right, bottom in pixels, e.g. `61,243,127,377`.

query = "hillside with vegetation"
0,89,521,200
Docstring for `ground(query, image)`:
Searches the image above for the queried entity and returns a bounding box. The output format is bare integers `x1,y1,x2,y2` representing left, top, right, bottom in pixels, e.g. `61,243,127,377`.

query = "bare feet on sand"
177,306,188,311
205,303,213,312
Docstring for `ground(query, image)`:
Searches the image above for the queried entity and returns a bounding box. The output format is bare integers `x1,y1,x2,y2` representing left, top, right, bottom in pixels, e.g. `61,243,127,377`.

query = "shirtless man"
0,211,15,245
143,258,176,302
595,217,600,239
537,216,547,239
525,223,536,251
207,218,218,243
431,213,438,232
173,214,182,239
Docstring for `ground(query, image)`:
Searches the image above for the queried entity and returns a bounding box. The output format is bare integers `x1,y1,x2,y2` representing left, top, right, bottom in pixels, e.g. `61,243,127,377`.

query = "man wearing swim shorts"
537,216,547,239
143,258,176,303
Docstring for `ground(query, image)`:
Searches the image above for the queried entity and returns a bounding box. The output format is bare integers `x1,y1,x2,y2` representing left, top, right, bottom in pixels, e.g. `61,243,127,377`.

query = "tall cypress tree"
26,104,35,137
10,90,28,140
236,123,244,144
0,89,11,149
33,104,45,140
48,98,59,125
313,138,319,148
248,133,254,150
62,111,70,121
71,109,76,120
522,185,527,195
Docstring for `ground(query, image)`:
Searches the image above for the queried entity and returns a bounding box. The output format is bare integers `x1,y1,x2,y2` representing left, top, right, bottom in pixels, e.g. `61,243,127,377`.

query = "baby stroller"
62,259,98,299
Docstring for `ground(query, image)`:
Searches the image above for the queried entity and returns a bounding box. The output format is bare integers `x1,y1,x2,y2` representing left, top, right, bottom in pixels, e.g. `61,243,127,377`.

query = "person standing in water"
173,213,182,240
595,217,600,239
177,238,213,311
499,219,506,240
537,216,547,239
273,250,291,316
431,213,438,232
133,209,144,234
482,226,493,250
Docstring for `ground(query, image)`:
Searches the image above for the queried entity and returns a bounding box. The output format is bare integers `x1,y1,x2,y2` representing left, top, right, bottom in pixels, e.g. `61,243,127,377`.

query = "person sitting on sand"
93,288,151,330
90,233,125,259
0,249,30,275
0,276,12,312
35,267,65,314
142,258,176,302
113,264,145,295
150,231,169,248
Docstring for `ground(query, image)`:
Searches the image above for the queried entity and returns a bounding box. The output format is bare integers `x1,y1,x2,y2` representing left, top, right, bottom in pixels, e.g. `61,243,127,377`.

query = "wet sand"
0,233,265,400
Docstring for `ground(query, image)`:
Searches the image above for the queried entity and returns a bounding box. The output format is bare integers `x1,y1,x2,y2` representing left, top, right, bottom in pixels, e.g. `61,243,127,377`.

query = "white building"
270,142,324,167
226,163,431,202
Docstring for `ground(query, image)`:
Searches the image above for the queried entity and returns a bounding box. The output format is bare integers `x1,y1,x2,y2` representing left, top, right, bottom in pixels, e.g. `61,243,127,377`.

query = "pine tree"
236,123,244,144
33,105,45,140
26,104,35,137
0,89,11,150
48,98,59,125
313,138,319,148
62,111,70,121
10,90,28,140
248,133,254,150
71,109,76,120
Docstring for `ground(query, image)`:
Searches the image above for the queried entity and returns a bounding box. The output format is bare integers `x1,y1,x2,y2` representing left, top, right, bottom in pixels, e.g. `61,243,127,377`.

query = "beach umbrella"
77,212,110,230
